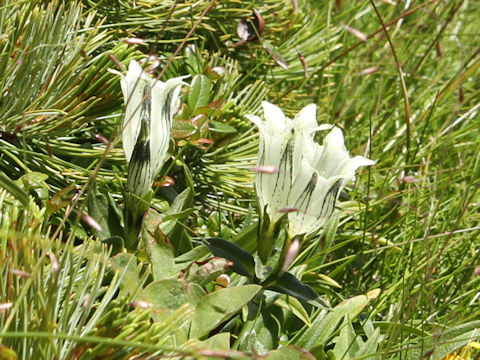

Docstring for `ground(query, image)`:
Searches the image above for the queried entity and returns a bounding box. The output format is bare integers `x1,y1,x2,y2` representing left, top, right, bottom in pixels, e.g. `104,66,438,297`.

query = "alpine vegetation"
247,101,375,262
113,60,186,249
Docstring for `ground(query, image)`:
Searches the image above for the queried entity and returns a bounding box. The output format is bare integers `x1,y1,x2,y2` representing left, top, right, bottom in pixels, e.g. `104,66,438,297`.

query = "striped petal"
149,76,185,177
121,60,153,163
116,60,187,198
248,102,375,239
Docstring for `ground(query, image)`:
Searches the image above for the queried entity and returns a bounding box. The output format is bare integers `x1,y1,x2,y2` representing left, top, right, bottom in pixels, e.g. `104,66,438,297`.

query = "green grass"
0,0,479,359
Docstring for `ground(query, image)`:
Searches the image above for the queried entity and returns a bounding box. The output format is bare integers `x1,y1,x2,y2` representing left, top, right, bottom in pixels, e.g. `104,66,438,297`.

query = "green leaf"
232,221,258,253
354,326,381,360
172,119,197,139
209,120,238,134
111,253,140,297
184,44,203,75
293,294,373,352
175,245,211,265
143,279,206,320
237,307,280,354
195,332,231,359
0,170,29,207
331,318,360,360
188,74,211,112
189,284,262,338
143,209,175,280
274,295,312,327
14,171,49,203
17,171,48,186
16,172,49,201
264,345,316,360
87,184,123,240
101,236,124,255
205,237,255,278
267,272,329,309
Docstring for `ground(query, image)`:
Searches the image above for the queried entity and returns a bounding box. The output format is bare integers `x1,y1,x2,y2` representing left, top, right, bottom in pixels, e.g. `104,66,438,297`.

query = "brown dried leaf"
237,10,265,41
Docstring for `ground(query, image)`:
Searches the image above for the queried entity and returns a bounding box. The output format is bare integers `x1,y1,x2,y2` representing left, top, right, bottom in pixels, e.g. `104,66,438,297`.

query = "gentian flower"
247,101,374,260
112,60,186,250
116,60,186,198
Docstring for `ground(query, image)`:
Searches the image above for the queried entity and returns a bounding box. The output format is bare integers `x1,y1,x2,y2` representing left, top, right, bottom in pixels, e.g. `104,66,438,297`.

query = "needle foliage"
0,0,479,359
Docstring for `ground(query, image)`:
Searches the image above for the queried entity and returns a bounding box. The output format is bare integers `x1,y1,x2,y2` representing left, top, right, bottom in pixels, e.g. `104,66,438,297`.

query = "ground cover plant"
0,0,479,359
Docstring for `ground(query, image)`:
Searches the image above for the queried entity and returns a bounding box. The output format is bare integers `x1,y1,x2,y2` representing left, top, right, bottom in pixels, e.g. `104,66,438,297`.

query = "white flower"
247,101,375,239
115,60,186,197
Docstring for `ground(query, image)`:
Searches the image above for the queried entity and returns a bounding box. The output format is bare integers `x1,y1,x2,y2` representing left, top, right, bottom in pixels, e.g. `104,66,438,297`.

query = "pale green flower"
115,60,185,197
247,101,375,240
112,60,186,250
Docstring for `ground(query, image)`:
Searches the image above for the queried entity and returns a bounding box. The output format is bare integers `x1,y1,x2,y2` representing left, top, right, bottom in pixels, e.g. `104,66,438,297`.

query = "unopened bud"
280,237,301,274
48,251,59,273
82,214,102,232
345,25,367,42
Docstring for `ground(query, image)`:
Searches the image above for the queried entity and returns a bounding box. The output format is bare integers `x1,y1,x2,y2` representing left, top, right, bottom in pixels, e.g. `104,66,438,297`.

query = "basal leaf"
274,295,312,327
267,272,329,309
143,209,176,280
188,74,211,112
209,120,238,134
143,279,206,320
264,345,316,360
205,237,255,278
189,284,262,338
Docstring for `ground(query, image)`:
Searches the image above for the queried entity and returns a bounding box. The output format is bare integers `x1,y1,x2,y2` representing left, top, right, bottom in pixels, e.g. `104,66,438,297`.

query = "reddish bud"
10,269,32,278
82,214,102,231
401,176,419,184
108,54,125,71
345,25,367,42
130,300,152,309
47,251,59,273
124,37,146,45
360,66,380,75
194,138,214,145
158,176,175,187
278,206,297,213
95,134,110,145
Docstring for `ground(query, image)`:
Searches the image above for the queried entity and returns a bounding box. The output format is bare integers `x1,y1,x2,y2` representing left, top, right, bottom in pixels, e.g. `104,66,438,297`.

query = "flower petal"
149,76,186,177
311,127,350,178
261,101,292,135
247,103,295,222
121,60,153,163
287,163,341,236
245,114,264,133
294,103,317,134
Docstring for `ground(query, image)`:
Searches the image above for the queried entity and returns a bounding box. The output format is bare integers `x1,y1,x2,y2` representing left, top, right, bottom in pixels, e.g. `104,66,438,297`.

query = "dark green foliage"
1,0,479,359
